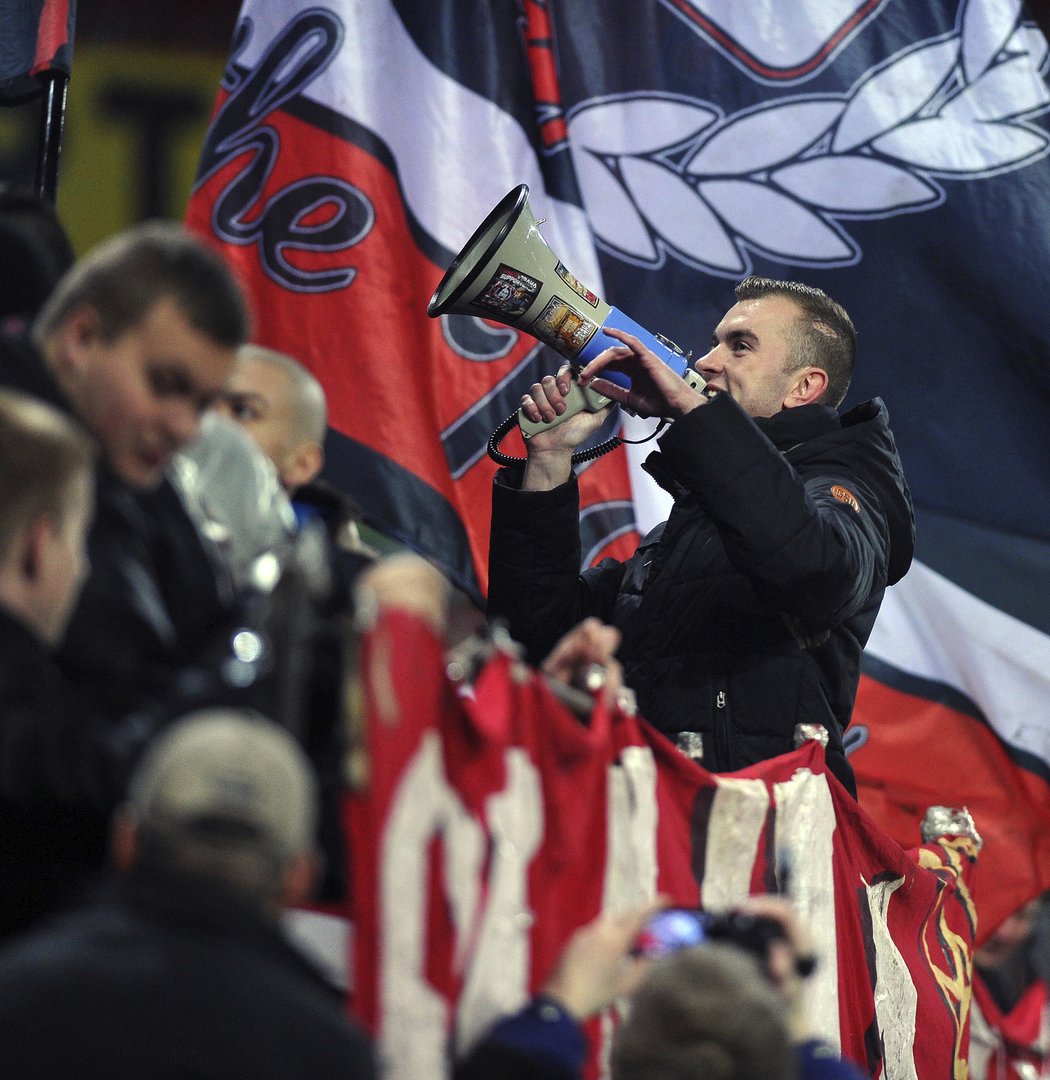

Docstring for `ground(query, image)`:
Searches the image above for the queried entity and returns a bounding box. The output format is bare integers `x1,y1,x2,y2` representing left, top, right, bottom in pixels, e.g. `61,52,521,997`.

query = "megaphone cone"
428,186,537,319
428,184,625,372
428,185,701,459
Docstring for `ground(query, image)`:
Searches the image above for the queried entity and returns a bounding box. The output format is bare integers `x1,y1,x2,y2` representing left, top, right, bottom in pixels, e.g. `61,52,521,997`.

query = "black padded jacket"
487,393,915,795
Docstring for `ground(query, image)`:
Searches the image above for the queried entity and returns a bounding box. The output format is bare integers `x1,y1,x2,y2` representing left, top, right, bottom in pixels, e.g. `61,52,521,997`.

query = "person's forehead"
230,356,294,410
132,297,236,381
721,293,801,334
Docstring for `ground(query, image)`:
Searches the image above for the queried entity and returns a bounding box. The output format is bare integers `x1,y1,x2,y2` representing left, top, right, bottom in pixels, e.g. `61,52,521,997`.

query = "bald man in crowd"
210,346,375,905
175,344,344,584
216,344,328,497
214,343,376,566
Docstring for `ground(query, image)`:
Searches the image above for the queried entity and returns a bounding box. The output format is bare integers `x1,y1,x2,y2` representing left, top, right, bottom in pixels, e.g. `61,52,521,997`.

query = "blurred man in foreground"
0,221,252,724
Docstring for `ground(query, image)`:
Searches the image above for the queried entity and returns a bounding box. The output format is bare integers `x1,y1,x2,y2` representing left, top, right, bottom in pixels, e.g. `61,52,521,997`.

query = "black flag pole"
34,71,69,206
0,0,78,207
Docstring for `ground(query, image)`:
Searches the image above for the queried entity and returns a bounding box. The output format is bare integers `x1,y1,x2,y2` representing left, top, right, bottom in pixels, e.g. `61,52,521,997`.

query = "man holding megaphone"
487,276,915,796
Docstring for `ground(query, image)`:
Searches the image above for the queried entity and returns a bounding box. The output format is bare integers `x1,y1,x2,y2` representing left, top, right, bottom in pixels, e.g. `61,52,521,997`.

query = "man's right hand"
521,365,609,491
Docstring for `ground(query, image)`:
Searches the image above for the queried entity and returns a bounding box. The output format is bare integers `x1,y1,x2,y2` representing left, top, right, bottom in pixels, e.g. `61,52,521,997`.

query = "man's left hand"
579,327,708,419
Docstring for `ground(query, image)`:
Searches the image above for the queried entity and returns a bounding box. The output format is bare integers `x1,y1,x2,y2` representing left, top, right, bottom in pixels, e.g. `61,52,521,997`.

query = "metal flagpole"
34,71,69,206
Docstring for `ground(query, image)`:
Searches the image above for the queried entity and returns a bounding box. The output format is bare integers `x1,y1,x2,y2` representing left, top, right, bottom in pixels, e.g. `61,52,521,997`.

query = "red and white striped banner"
346,607,979,1080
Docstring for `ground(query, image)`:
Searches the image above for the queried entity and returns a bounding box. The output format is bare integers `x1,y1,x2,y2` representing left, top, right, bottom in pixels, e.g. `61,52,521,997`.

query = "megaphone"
427,184,704,464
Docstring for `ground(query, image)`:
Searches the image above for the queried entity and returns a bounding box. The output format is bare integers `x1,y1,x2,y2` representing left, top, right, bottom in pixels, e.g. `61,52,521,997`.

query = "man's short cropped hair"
0,389,95,564
33,221,250,349
611,943,796,1080
735,276,856,409
126,708,318,901
240,344,328,445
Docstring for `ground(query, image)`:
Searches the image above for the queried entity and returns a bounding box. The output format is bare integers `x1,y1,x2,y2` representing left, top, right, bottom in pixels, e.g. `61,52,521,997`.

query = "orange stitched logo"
831,485,860,512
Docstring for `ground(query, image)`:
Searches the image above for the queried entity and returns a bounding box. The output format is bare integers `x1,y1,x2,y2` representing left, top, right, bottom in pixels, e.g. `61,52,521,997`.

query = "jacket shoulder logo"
831,484,861,513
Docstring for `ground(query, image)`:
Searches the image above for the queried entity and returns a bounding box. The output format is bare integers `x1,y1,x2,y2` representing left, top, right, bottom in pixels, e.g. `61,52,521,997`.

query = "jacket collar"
641,401,841,497
753,401,841,452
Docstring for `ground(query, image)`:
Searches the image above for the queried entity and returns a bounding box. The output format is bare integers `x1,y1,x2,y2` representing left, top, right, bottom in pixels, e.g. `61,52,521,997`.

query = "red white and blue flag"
186,0,1050,944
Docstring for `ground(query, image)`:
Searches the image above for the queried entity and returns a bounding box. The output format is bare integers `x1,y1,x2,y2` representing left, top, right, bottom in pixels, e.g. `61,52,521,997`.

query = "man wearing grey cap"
0,709,376,1080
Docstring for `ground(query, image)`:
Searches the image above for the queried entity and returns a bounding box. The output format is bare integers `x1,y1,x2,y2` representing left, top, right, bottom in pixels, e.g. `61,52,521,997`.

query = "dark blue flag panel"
546,1,1050,548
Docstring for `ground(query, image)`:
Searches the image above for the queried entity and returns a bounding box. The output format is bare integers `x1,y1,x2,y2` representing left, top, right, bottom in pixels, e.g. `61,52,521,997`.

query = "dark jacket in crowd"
0,870,377,1080
0,608,115,940
488,393,915,794
453,996,586,1080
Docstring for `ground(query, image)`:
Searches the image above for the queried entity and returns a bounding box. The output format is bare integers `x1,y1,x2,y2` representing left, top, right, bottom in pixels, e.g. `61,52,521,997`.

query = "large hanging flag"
184,0,639,601
186,0,1050,939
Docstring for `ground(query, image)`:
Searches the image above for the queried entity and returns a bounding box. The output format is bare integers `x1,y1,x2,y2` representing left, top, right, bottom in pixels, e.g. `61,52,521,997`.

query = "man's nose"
165,403,202,447
695,346,722,374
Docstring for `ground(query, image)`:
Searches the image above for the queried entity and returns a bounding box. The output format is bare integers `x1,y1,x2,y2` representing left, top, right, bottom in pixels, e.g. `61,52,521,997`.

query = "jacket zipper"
713,687,731,769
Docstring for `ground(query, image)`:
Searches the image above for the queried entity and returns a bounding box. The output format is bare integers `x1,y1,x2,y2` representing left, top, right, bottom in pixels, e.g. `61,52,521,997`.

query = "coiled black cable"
487,409,623,467
486,410,673,468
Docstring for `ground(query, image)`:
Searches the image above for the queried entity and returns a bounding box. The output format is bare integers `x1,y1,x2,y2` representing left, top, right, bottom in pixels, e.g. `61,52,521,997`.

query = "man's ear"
20,517,51,583
280,441,324,493
54,305,104,375
783,367,828,409
110,806,139,872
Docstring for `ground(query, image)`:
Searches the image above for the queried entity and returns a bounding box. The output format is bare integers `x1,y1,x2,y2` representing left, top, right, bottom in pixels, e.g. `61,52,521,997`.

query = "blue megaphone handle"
515,305,704,444
575,307,691,389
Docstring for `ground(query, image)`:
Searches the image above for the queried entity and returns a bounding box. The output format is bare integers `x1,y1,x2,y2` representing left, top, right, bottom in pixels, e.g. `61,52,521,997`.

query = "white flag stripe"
865,559,1050,761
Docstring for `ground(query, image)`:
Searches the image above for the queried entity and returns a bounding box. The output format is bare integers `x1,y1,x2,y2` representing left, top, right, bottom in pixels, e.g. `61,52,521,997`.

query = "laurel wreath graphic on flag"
568,0,1050,276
